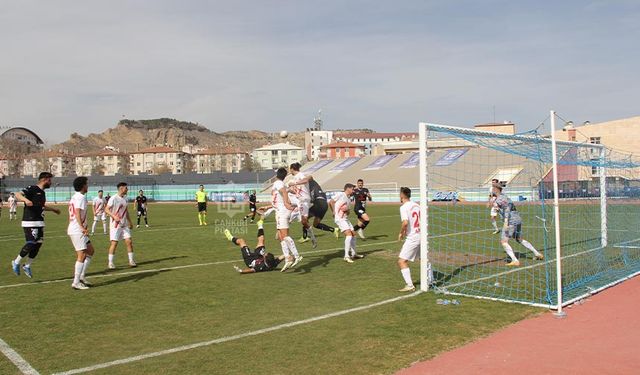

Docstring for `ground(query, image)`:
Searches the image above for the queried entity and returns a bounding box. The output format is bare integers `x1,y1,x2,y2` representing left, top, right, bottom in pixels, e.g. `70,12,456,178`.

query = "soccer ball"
279,130,288,139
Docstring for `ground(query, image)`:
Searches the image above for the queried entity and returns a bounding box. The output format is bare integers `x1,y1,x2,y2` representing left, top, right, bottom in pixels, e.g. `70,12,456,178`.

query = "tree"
91,163,106,176
242,155,262,172
153,163,172,175
183,158,196,174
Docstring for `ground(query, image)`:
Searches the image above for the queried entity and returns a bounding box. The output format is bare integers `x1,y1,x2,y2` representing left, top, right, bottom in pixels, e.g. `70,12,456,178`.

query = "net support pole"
419,122,430,291
550,111,565,316
600,146,607,248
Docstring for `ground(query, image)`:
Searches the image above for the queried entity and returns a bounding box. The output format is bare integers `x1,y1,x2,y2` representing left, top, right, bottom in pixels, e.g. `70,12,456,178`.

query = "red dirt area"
398,276,640,375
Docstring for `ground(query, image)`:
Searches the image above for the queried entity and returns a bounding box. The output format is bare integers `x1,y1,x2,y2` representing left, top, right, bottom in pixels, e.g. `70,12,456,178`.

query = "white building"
23,151,75,177
75,150,129,176
130,146,189,175
334,132,418,155
252,143,304,170
304,130,333,161
193,149,248,173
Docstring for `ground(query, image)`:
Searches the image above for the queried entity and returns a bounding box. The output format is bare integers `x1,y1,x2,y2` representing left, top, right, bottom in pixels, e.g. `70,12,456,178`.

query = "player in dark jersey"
135,190,149,228
308,179,340,238
352,179,372,239
10,172,61,278
224,221,284,273
242,191,258,223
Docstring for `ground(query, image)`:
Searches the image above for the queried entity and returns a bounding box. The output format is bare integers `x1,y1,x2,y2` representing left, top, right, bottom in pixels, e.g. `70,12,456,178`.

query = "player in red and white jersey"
397,187,425,292
287,162,317,248
329,183,363,263
271,167,302,272
91,189,107,235
67,177,95,290
105,182,136,269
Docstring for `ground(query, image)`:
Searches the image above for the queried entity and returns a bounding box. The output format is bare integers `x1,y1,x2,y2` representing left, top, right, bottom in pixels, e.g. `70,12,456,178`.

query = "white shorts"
275,209,291,230
10,209,17,213
110,226,132,242
69,234,90,251
94,213,107,221
490,207,498,217
399,235,421,262
298,200,310,217
335,218,354,233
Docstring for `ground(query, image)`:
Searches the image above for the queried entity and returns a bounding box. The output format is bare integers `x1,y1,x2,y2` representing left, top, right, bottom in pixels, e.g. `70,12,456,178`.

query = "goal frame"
418,113,607,311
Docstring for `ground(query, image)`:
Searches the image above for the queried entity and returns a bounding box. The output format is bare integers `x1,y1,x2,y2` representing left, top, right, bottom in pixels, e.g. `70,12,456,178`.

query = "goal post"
418,117,640,309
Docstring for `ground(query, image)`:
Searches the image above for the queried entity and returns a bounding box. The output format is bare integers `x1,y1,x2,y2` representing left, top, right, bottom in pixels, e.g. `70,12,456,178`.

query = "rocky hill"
54,118,305,154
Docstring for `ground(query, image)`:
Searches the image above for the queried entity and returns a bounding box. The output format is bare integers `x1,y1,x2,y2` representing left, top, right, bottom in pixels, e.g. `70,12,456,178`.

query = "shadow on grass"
85,256,188,277
358,234,389,241
93,269,172,288
294,248,386,274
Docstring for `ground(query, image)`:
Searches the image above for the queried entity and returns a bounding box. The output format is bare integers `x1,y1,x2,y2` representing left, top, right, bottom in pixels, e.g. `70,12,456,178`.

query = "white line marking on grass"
52,291,422,375
0,337,40,375
0,228,486,290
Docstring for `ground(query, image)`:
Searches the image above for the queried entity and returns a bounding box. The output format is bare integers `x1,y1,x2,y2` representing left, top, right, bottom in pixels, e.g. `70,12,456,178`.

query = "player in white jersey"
105,182,136,269
67,177,95,290
91,189,108,235
287,162,317,248
8,193,18,220
397,187,425,292
272,167,302,272
488,178,500,234
329,183,364,263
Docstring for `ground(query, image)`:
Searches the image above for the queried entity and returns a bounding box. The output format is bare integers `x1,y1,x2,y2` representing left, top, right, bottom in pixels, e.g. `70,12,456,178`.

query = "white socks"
285,237,299,257
502,242,518,262
91,221,97,233
401,267,413,287
13,255,23,264
24,257,34,266
81,256,92,280
350,236,357,256
307,227,316,242
128,252,135,263
491,220,498,231
344,236,352,257
73,261,84,285
521,240,541,257
280,240,291,257
108,254,115,264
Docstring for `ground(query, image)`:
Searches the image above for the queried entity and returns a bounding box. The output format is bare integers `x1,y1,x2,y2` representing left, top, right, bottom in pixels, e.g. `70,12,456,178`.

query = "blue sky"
1,0,638,144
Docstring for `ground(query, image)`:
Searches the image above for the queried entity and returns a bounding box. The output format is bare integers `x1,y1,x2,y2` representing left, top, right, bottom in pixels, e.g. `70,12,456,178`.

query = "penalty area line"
0,337,40,375
52,291,422,375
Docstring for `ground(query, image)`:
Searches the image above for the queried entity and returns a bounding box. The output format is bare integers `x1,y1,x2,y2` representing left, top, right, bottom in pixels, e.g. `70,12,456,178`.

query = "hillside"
54,118,305,154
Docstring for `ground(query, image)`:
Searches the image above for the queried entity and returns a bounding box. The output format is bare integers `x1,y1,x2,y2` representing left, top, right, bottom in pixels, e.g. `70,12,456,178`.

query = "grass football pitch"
0,203,540,375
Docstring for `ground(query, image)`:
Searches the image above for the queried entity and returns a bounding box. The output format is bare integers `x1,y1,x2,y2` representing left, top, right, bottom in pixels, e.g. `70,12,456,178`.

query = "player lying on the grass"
242,190,258,223
397,187,421,292
224,220,285,273
67,176,95,290
287,162,317,248
11,172,61,279
488,178,500,234
329,183,364,263
493,183,544,266
352,179,372,239
308,178,340,239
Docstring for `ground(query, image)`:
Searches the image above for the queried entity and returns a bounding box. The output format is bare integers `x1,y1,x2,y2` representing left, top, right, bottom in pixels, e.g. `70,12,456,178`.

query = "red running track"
398,276,640,375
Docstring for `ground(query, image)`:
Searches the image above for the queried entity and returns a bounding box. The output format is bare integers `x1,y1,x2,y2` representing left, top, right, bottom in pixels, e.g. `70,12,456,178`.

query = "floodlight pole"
419,123,430,291
550,111,566,317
